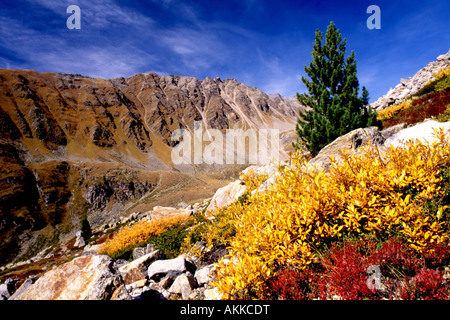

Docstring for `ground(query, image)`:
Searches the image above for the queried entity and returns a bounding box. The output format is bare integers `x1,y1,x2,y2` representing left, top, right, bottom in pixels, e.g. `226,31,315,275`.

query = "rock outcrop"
384,120,450,148
7,250,221,300
11,254,121,300
206,180,247,213
371,49,450,110
306,125,406,171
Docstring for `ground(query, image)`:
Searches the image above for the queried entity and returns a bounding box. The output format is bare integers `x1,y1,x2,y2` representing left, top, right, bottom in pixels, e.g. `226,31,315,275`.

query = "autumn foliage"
210,129,450,299
100,214,192,258
267,237,450,300
377,66,450,127
380,89,450,128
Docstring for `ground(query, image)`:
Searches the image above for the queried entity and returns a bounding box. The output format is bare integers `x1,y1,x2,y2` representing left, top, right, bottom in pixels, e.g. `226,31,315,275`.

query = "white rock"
384,120,450,148
82,243,103,255
119,249,163,274
169,273,197,299
73,231,86,248
147,256,188,280
0,283,10,300
204,287,223,300
437,51,450,61
194,265,215,285
11,255,120,300
206,180,247,213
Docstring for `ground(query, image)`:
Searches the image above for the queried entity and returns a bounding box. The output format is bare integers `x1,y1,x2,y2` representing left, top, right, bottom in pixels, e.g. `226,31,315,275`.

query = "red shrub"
399,269,449,300
369,238,424,278
319,242,377,300
422,241,450,269
267,269,320,300
382,88,450,128
266,238,450,300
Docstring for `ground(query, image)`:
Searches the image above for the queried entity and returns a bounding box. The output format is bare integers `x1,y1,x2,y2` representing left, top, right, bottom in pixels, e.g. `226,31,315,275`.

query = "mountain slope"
0,69,303,266
0,70,302,169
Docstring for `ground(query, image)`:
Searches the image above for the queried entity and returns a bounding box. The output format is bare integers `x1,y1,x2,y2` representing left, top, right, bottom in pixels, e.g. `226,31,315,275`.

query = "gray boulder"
194,264,215,285
206,180,247,213
132,243,156,260
307,127,385,171
169,272,197,299
0,283,10,300
11,255,121,300
9,278,34,300
119,249,164,285
147,256,195,280
73,231,86,248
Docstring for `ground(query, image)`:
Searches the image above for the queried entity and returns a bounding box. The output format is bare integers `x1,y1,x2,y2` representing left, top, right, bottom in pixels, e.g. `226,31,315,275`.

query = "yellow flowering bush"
240,168,269,192
433,66,450,82
211,129,450,299
100,214,192,257
377,98,413,121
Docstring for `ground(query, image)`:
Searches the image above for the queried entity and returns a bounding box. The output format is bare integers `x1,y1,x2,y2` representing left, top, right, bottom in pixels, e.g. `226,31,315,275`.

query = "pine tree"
294,21,379,156
81,216,92,242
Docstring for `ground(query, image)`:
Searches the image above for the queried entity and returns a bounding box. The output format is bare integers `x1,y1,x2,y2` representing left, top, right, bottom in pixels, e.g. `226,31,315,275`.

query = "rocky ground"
2,118,449,300
0,198,225,300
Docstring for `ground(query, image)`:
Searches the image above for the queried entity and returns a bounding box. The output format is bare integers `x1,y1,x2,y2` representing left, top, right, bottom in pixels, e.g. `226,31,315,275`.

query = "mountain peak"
0,68,304,266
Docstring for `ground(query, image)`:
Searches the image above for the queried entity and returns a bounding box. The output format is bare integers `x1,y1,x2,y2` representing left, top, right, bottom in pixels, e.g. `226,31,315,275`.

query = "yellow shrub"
433,66,450,81
377,98,413,121
240,168,269,192
100,214,192,256
211,129,450,299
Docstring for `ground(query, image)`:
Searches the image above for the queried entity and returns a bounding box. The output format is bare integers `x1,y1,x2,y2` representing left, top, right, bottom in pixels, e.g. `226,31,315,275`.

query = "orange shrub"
100,214,192,257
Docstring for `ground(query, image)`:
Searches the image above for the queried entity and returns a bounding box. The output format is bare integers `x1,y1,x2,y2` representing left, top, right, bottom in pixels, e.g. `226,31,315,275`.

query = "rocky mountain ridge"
0,69,302,168
2,49,450,300
371,49,450,110
0,69,303,267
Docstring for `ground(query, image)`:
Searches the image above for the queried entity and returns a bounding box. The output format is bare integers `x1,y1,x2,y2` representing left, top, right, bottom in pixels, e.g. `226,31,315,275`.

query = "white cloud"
0,12,155,78
259,73,303,97
32,46,156,79
26,0,154,29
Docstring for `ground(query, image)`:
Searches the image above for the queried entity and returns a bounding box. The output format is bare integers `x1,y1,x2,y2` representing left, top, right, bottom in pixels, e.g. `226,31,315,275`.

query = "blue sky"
0,0,449,102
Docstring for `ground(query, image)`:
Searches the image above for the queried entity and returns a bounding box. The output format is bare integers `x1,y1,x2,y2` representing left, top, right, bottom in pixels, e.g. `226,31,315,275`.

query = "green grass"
415,74,450,98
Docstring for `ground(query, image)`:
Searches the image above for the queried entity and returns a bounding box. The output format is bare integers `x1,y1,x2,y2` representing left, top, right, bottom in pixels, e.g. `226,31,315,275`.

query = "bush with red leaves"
369,238,424,278
422,241,450,269
382,88,450,128
265,237,450,300
399,269,449,300
316,241,379,300
267,268,320,300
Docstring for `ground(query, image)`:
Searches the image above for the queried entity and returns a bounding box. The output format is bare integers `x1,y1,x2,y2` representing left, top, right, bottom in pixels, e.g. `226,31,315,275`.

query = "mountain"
2,50,450,301
0,69,303,266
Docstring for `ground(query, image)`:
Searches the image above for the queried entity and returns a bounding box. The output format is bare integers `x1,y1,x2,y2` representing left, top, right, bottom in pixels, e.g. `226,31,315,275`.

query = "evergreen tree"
81,216,92,242
294,21,379,155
